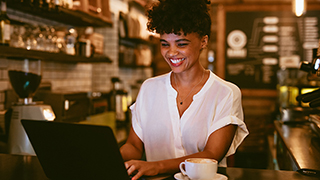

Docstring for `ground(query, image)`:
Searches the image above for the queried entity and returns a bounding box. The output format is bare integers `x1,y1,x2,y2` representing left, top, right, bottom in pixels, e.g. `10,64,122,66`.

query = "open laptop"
21,119,130,180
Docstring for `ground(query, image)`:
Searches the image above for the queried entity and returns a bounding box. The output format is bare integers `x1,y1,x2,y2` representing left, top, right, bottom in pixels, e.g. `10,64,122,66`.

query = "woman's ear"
201,35,209,49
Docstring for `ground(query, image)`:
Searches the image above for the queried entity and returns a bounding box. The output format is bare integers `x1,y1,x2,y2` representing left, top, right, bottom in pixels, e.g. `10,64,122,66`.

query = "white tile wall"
0,81,9,92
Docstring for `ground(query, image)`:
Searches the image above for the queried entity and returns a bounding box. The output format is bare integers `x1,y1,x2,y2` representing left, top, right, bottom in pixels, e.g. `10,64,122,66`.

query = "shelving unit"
0,46,112,63
118,37,156,68
2,1,113,64
117,1,157,69
7,2,112,27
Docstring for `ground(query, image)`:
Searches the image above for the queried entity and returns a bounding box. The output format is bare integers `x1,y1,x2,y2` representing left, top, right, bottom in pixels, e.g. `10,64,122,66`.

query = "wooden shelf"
0,46,112,63
7,3,112,27
4,2,113,64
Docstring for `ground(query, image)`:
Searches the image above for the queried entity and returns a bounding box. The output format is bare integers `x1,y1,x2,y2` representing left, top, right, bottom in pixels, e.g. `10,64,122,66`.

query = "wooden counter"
0,153,319,180
274,121,320,176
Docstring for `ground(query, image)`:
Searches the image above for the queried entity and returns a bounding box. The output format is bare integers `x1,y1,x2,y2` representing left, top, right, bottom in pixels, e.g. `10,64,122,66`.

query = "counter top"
274,120,320,175
0,153,319,180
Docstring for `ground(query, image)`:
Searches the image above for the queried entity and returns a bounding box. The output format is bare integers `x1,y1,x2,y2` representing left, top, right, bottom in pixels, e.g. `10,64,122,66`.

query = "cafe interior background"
0,0,320,172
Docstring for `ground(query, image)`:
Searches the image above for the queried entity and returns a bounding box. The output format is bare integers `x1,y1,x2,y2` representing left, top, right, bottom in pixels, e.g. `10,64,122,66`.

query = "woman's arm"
125,124,237,180
158,124,237,173
120,127,144,161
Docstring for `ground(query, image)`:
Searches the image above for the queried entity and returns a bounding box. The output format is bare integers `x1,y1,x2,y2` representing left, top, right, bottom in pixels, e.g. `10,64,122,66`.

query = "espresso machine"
298,46,320,107
7,58,55,155
296,44,320,136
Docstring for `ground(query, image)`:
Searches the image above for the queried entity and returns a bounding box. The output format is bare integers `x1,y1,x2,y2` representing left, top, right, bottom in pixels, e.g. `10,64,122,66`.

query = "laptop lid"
21,119,130,180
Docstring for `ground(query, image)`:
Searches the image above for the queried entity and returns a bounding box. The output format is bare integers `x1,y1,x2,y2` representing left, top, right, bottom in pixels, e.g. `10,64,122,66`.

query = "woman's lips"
169,58,185,67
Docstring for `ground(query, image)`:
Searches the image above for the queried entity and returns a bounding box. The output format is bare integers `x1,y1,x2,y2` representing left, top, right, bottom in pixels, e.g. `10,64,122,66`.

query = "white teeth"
170,58,185,63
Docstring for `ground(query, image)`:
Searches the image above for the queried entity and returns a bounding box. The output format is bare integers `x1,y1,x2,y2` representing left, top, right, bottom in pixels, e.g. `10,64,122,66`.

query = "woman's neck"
173,68,207,87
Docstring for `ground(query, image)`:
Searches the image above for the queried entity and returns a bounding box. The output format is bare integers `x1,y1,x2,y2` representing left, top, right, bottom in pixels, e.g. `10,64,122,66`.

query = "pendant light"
292,0,307,17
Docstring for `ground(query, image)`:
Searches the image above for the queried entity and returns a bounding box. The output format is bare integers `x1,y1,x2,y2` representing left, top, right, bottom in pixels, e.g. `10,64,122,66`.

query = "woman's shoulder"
210,71,241,95
140,72,170,89
140,73,170,91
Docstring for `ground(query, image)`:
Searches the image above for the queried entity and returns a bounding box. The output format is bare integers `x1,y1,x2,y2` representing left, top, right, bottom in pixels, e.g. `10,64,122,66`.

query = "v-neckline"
168,71,211,119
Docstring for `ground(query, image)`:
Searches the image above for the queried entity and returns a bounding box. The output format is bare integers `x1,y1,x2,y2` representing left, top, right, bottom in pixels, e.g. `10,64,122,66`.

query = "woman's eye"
161,43,169,47
178,43,188,47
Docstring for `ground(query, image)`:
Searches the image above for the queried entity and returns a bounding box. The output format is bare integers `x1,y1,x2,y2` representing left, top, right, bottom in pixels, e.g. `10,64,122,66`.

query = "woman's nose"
167,46,178,56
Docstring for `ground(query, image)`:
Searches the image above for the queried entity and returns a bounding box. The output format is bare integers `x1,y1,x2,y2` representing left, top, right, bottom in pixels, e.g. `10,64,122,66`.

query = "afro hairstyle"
146,0,211,38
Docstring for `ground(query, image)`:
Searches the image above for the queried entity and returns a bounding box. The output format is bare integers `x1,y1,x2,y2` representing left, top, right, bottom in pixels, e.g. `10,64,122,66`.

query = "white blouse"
130,71,249,166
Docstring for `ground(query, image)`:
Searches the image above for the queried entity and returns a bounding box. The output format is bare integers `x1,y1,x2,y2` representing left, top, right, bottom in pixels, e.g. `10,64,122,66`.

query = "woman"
120,0,249,179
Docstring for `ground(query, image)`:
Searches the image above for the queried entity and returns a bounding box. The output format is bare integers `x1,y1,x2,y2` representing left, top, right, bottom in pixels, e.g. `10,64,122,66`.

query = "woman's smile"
169,58,186,67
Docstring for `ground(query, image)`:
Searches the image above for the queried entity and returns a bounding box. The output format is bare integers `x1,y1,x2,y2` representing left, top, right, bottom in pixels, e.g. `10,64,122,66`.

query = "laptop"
21,119,130,180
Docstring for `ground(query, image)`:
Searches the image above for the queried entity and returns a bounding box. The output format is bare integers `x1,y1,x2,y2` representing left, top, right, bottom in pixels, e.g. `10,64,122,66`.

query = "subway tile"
0,81,8,91
0,70,4,80
0,58,8,68
0,92,4,103
42,72,49,79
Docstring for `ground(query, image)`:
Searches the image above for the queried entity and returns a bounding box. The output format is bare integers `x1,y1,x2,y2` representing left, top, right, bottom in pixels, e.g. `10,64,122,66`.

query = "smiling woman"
159,33,207,74
119,0,249,180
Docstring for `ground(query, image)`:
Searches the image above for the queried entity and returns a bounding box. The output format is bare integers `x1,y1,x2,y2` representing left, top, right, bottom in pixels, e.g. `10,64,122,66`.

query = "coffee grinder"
7,58,55,155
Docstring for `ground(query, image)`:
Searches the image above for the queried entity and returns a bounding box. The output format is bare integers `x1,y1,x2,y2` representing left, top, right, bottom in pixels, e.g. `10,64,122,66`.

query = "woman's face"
160,32,208,73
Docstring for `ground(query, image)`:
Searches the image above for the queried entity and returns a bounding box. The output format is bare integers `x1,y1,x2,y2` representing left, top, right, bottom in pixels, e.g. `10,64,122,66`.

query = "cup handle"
179,162,187,176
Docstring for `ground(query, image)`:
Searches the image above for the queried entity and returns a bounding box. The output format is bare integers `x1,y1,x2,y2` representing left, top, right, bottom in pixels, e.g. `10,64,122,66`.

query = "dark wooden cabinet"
34,91,90,122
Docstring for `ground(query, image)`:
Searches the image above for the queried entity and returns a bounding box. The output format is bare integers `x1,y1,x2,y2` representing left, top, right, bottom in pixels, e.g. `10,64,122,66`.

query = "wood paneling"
240,89,278,153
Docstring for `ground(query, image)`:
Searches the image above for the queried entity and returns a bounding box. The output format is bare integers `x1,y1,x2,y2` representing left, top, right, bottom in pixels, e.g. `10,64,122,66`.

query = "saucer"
174,172,228,180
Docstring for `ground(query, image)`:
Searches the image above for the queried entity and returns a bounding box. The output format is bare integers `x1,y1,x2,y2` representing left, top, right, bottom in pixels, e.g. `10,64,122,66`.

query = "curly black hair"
147,0,211,38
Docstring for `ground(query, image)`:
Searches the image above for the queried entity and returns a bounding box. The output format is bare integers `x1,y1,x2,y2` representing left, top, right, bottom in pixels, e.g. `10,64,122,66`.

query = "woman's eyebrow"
159,39,191,43
176,39,191,42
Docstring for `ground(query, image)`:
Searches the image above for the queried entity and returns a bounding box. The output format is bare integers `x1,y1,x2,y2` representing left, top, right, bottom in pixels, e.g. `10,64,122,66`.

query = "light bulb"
292,0,306,17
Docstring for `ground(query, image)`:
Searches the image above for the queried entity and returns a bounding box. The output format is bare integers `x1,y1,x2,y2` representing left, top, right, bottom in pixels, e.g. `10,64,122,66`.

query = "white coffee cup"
179,158,218,180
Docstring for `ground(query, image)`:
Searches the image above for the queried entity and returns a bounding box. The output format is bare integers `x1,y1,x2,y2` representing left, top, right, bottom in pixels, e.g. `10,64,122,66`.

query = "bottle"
0,0,10,46
109,77,128,126
54,0,61,12
55,30,66,53
65,0,72,9
65,27,77,55
109,77,119,112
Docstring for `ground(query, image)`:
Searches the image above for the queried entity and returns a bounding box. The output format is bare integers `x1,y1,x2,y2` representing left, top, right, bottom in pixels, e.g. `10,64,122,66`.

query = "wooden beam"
216,4,226,79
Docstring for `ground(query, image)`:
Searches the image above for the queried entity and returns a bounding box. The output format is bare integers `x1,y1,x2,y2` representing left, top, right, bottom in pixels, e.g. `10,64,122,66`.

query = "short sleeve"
208,84,249,157
129,103,143,142
209,115,248,157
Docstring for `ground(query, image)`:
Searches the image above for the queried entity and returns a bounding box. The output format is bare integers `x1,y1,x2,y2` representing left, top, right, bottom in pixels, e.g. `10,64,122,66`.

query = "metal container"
34,90,90,122
281,107,320,122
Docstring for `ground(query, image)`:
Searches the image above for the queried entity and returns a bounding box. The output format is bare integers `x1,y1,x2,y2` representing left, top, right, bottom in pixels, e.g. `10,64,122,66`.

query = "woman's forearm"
120,127,144,161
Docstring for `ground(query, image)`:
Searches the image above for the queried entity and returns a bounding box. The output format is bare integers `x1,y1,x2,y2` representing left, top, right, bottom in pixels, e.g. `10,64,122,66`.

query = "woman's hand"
125,160,161,180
